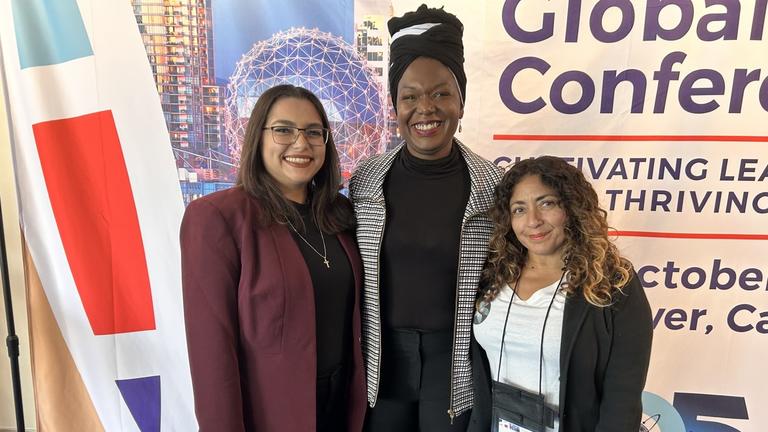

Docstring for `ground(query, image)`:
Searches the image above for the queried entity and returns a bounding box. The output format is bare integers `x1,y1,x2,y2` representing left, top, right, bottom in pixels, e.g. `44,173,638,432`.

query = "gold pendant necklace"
285,219,330,269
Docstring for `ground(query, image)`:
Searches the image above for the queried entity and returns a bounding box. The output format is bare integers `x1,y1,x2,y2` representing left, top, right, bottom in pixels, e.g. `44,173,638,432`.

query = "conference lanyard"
494,270,566,431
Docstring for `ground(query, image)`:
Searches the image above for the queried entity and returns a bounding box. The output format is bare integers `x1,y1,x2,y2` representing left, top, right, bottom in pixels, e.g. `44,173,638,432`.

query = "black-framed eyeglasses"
263,126,329,146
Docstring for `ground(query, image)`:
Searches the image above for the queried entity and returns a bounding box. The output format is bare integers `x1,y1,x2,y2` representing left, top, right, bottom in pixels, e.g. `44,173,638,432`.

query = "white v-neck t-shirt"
474,278,566,432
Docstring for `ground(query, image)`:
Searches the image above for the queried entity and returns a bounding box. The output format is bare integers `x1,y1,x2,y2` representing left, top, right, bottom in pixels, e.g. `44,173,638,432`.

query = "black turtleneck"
381,144,471,331
288,202,354,376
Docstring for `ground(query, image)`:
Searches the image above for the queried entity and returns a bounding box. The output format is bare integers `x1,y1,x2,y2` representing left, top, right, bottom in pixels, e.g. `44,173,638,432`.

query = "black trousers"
364,329,471,432
317,362,349,432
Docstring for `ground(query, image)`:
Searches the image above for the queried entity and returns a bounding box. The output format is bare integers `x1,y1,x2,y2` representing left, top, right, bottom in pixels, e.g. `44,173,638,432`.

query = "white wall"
0,67,36,431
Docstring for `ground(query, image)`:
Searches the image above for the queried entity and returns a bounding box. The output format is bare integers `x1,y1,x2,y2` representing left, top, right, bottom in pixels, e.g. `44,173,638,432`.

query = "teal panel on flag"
11,0,93,69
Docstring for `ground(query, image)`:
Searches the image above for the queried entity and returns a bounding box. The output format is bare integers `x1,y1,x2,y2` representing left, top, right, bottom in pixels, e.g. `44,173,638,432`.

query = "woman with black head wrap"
349,5,503,431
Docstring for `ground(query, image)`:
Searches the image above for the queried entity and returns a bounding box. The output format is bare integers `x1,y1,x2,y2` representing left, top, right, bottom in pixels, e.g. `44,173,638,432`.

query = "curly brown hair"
480,156,632,307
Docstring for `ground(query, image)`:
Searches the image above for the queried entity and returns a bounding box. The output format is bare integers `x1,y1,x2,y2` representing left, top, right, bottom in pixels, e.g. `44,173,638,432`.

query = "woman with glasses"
180,84,366,432
472,156,653,431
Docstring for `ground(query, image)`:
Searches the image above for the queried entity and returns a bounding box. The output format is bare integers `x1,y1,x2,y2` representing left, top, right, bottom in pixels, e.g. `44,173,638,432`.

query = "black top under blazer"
470,272,653,432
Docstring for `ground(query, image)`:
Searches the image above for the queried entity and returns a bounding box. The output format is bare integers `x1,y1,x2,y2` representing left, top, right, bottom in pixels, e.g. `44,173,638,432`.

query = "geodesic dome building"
225,27,388,179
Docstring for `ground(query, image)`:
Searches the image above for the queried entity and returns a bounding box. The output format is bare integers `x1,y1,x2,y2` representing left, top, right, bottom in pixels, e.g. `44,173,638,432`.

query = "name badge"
498,419,536,432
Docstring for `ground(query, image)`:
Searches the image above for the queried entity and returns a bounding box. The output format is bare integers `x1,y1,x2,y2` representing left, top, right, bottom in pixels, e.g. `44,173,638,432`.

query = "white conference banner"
390,0,768,430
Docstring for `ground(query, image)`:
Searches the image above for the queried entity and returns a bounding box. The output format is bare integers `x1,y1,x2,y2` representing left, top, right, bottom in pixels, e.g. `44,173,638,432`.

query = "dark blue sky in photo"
211,0,354,84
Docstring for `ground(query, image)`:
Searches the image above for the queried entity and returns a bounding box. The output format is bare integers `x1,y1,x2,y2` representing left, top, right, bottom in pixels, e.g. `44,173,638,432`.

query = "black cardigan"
469,273,653,431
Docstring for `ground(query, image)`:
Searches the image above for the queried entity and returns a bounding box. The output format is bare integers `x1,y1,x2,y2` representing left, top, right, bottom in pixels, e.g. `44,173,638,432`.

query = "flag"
0,0,196,429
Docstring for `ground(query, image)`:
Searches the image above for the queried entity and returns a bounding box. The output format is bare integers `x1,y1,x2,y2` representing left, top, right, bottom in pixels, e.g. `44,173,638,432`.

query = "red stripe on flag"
32,111,155,335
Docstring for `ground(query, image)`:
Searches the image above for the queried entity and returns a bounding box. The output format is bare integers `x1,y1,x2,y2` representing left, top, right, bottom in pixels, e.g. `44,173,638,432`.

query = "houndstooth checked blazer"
349,140,503,420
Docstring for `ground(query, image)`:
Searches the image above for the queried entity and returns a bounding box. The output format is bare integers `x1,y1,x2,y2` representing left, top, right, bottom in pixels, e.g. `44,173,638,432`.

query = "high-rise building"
356,15,388,89
356,15,401,150
131,0,228,181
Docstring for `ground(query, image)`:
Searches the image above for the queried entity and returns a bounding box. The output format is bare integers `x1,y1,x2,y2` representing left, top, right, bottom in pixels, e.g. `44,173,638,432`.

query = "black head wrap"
388,4,466,110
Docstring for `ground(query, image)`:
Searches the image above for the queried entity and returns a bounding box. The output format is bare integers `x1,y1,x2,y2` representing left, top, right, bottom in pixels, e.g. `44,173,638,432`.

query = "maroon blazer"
180,187,366,432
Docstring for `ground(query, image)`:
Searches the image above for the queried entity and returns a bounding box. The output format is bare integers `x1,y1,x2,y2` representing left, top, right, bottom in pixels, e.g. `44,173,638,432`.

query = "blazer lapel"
269,223,315,346
558,293,590,412
337,233,363,298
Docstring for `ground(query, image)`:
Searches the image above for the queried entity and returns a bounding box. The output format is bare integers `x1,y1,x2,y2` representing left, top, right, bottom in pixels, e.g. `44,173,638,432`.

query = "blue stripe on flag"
11,0,93,69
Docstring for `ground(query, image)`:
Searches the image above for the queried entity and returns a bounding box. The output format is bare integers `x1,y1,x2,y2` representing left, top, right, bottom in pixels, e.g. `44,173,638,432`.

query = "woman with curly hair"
472,156,652,431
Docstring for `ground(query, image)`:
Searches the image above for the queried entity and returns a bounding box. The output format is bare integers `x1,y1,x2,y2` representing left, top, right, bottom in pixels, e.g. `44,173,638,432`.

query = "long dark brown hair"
236,84,354,233
480,156,632,307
